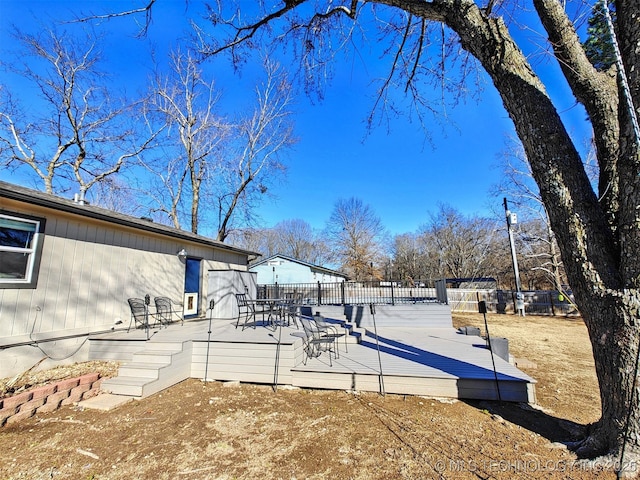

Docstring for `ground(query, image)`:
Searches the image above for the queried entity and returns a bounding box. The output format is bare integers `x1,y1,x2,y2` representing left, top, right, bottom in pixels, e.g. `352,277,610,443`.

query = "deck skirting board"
191,368,293,385
191,339,297,385
290,370,532,402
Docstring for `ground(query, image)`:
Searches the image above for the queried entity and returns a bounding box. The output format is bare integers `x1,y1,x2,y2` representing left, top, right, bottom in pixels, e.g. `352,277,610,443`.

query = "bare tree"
270,219,333,265
138,54,294,238
272,219,314,259
492,140,569,293
0,27,156,200
143,49,229,233
391,209,542,289
325,197,386,281
420,204,501,281
228,220,334,267
390,233,427,283
89,176,142,216
226,227,281,259
215,58,296,242
514,218,567,290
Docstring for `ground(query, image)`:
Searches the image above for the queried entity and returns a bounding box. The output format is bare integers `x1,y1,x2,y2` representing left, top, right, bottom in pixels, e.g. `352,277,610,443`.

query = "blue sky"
0,0,593,236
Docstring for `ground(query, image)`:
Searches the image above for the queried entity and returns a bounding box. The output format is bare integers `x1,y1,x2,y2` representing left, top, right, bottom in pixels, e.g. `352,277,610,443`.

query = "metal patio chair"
313,313,347,358
298,316,334,366
235,293,257,330
154,296,182,327
279,292,301,328
127,297,149,333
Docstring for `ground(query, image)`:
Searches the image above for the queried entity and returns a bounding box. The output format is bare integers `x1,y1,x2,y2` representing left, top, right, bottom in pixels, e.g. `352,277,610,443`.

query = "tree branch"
72,0,158,37
532,0,619,224
406,18,426,92
369,14,412,127
201,2,305,58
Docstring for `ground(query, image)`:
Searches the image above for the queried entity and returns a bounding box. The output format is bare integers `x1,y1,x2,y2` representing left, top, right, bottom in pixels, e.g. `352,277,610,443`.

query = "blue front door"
184,257,201,318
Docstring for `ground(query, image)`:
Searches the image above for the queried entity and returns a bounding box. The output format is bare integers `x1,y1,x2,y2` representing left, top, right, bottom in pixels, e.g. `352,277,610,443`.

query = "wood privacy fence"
446,289,578,316
258,281,579,316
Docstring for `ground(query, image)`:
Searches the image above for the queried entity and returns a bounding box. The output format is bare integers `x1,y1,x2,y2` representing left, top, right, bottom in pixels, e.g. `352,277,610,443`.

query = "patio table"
246,298,287,328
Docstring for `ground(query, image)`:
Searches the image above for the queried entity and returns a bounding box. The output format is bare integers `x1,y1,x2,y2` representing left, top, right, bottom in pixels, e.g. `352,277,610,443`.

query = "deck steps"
133,350,178,362
310,304,453,343
101,341,192,398
87,338,147,362
302,308,361,345
324,321,360,346
344,303,453,329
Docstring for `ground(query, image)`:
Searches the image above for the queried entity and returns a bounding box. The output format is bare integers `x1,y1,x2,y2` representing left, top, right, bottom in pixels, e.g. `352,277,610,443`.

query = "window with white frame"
0,213,45,288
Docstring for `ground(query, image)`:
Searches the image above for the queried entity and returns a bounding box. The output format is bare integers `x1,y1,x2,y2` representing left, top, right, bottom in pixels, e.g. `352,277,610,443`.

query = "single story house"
250,254,348,285
0,181,259,378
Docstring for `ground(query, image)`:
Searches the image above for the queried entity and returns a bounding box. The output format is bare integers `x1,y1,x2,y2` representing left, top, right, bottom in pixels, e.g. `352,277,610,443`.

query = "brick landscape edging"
0,373,104,426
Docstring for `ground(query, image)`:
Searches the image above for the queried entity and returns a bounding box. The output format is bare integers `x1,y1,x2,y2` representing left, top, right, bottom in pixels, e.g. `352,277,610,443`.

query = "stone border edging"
0,373,103,426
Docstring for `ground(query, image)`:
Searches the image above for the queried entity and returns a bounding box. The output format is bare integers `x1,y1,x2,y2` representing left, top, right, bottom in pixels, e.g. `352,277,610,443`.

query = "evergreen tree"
582,0,616,71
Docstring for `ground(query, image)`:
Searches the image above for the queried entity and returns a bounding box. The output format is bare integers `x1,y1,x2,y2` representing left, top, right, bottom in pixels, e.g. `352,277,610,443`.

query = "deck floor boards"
90,314,535,401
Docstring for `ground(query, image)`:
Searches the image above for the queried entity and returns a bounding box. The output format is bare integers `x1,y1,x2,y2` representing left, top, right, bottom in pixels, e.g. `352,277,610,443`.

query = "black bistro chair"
235,293,257,330
127,297,149,332
313,313,347,357
154,296,182,327
298,316,335,366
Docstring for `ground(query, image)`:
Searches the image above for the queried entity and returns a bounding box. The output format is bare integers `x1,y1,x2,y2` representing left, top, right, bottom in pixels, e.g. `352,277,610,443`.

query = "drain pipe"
370,303,385,396
204,299,215,382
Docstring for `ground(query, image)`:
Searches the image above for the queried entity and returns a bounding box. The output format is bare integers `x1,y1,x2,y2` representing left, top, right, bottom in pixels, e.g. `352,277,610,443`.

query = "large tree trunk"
577,291,640,463
614,0,640,290
396,0,640,468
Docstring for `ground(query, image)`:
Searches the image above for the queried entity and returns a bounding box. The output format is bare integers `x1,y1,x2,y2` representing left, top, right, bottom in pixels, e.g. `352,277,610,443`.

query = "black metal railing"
258,280,441,306
257,281,579,316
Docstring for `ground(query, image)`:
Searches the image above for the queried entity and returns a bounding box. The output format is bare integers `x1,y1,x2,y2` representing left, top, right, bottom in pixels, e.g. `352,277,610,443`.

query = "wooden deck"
291,327,535,401
89,305,536,402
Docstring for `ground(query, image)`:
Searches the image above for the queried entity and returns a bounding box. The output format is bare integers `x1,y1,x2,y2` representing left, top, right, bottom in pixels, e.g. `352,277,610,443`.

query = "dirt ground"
0,313,619,479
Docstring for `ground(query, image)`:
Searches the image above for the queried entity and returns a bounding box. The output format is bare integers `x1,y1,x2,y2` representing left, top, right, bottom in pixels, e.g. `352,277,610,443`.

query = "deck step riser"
131,353,177,364
142,342,185,351
100,375,147,396
117,367,161,379
345,334,360,344
103,383,144,397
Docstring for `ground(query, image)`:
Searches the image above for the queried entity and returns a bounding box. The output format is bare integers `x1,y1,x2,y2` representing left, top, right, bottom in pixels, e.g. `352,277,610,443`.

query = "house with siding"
250,254,348,285
0,181,258,378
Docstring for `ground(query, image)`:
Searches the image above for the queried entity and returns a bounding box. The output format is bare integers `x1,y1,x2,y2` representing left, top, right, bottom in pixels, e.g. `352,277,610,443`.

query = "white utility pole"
503,198,525,316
